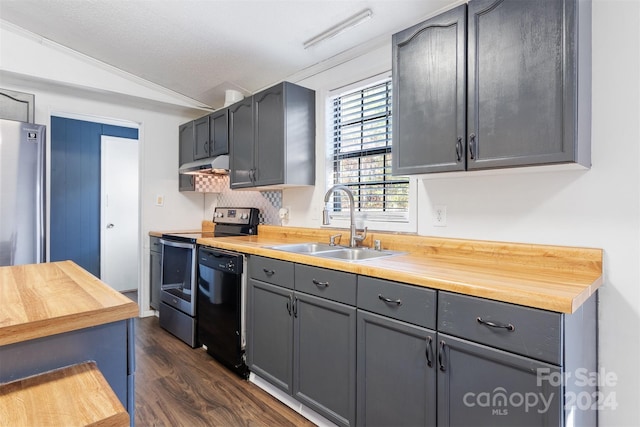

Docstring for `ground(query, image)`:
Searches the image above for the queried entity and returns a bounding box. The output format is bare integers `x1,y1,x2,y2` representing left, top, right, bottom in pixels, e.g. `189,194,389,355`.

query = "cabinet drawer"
249,256,294,289
438,291,562,365
294,264,356,305
150,236,162,253
357,276,436,329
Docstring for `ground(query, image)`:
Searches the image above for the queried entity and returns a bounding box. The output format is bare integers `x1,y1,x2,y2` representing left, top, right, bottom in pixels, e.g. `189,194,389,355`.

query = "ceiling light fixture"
303,9,373,49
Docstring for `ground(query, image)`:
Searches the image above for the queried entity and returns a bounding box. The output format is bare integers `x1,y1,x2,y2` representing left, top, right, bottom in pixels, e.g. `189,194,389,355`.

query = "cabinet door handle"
263,268,275,276
455,137,463,162
425,336,434,368
312,279,329,288
293,297,298,318
476,317,515,332
286,295,292,316
438,340,447,372
378,294,402,306
468,133,476,160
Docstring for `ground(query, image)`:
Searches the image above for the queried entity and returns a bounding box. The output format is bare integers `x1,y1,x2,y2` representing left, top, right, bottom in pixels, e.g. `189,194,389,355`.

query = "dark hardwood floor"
134,316,316,427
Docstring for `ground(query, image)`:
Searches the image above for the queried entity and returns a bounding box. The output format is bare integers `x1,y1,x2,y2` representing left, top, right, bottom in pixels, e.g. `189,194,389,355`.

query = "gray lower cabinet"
438,290,597,427
149,236,162,310
357,310,436,427
356,276,438,427
248,261,597,427
294,292,356,427
437,334,561,427
247,278,294,393
247,256,356,427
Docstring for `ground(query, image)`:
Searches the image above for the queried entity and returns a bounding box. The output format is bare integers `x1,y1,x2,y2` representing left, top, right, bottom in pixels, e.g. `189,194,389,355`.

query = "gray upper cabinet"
230,81,315,189
392,0,591,174
193,109,229,160
229,97,255,188
178,120,194,166
193,115,210,160
208,109,229,157
392,5,467,174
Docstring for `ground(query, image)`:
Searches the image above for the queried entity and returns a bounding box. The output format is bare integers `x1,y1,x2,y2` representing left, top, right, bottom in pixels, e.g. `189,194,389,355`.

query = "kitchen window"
327,75,416,232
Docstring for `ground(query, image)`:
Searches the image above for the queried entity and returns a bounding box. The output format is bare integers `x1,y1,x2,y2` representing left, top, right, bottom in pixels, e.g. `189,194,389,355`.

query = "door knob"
107,223,115,229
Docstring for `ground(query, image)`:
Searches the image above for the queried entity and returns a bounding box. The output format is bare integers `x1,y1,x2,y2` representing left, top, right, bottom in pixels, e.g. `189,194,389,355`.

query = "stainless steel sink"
313,247,403,262
267,242,404,262
267,242,339,254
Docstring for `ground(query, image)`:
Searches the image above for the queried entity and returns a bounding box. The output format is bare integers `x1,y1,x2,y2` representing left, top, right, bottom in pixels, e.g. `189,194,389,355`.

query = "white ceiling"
0,0,454,109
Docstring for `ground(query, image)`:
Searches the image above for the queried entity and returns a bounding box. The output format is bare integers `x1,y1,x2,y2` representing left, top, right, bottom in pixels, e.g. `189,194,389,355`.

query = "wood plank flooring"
134,316,315,427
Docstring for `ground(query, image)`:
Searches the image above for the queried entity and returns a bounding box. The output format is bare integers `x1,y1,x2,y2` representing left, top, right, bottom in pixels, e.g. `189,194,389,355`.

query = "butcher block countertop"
0,361,129,427
190,225,602,314
0,260,138,347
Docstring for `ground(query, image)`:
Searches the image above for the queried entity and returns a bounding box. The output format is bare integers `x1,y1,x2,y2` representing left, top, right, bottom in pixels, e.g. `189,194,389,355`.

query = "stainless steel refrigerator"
0,119,45,266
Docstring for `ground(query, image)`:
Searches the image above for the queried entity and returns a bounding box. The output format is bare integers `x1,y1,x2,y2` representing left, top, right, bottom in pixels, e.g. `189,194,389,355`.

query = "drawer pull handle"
476,317,515,332
378,294,402,306
263,268,275,276
312,279,329,288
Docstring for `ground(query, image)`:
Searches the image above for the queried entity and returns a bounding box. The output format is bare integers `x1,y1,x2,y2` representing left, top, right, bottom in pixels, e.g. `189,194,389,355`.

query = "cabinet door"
229,98,255,188
253,84,285,186
392,5,466,175
294,292,356,427
209,109,229,156
149,241,162,310
178,121,194,166
246,278,293,394
193,115,210,160
357,310,436,427
437,334,561,427
467,0,577,169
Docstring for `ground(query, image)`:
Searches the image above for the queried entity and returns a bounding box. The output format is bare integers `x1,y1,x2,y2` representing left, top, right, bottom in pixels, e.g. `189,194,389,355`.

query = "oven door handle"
160,239,195,249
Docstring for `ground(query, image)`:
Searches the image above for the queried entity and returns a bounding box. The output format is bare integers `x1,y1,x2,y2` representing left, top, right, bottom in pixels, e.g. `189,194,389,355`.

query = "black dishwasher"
197,246,248,378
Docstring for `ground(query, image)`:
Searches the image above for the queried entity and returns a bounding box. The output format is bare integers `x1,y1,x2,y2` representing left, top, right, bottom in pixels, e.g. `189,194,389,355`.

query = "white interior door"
101,135,139,292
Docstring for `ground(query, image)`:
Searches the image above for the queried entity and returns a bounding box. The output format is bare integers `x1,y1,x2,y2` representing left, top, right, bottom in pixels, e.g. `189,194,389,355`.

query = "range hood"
179,155,229,175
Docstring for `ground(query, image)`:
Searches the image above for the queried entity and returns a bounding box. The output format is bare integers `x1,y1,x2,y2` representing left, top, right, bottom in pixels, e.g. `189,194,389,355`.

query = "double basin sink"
266,242,404,262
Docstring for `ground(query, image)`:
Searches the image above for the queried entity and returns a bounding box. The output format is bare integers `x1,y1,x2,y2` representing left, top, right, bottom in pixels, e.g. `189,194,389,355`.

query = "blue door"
50,116,137,277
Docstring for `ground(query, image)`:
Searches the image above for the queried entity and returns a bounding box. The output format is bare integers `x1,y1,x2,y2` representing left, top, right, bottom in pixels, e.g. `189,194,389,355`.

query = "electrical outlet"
434,205,447,227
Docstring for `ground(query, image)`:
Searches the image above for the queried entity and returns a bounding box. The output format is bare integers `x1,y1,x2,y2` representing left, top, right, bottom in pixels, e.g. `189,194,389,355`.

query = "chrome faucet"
322,184,367,248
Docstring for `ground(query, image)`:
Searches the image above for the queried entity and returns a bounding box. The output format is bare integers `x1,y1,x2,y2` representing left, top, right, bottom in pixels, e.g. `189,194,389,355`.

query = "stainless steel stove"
158,207,259,348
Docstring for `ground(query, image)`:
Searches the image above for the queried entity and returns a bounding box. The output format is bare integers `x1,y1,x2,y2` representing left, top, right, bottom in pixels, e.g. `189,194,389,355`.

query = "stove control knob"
240,213,248,220
227,261,234,269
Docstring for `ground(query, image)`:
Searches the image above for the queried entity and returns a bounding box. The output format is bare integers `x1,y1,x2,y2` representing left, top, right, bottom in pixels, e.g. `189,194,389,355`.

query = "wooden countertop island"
0,260,138,346
0,261,138,426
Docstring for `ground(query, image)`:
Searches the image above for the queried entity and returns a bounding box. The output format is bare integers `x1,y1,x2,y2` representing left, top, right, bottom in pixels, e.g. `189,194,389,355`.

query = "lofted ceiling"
0,0,454,109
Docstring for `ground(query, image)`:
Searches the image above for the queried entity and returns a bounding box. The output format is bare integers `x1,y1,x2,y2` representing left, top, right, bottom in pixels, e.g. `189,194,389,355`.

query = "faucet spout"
322,185,367,248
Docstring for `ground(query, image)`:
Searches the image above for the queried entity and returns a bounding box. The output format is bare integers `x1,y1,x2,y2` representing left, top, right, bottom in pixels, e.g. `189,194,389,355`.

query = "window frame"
325,73,417,233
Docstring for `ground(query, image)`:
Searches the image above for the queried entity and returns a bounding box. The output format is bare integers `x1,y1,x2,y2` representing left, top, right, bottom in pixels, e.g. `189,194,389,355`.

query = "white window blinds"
329,79,409,220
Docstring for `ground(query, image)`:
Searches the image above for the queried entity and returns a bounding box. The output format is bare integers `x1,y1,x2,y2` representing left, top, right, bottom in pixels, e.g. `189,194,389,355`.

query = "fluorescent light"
303,9,373,49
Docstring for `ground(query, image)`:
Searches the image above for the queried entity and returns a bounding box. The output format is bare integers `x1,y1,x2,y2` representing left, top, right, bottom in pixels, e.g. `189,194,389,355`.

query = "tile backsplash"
201,175,282,225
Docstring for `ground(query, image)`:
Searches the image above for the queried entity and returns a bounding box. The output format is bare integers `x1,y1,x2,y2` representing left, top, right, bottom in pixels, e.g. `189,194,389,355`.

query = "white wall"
285,1,640,425
1,22,208,315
